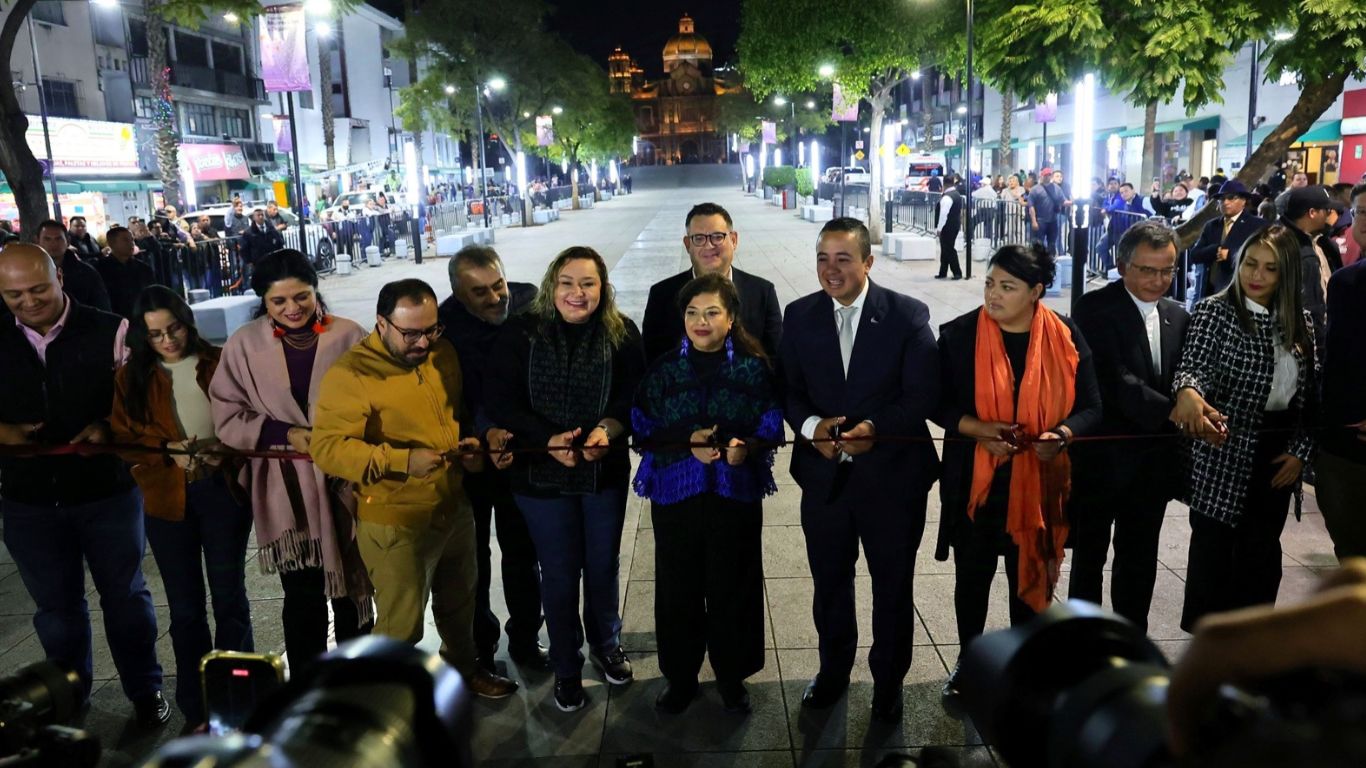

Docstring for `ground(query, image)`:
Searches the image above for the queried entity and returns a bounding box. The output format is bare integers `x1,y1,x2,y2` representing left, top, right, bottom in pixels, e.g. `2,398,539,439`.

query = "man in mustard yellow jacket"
312,278,517,698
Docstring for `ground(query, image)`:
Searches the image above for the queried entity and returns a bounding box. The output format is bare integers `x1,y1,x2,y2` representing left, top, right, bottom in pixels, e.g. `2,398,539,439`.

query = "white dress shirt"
1126,289,1163,377
801,280,871,450
1245,298,1299,411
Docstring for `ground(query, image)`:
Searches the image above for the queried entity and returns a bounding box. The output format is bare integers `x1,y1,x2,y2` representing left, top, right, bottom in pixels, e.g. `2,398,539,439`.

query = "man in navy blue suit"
779,217,941,723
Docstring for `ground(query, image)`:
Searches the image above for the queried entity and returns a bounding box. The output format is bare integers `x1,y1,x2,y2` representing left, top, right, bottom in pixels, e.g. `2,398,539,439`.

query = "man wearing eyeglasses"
311,277,519,699
640,202,783,363
1067,220,1190,632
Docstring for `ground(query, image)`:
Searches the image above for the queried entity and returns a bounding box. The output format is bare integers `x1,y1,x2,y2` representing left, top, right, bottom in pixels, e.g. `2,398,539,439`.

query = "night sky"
543,0,741,77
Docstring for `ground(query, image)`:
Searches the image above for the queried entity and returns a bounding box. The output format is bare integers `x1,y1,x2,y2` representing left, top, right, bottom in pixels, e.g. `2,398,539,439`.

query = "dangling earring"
272,323,286,338
312,310,329,334
724,335,734,363
679,337,690,357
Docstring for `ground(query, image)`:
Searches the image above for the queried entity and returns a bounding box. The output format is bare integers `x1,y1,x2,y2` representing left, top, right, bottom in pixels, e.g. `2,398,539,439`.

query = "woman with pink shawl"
209,249,373,673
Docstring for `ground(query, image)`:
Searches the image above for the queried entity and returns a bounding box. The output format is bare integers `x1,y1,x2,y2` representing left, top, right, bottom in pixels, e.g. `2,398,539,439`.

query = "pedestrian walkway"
0,165,1339,768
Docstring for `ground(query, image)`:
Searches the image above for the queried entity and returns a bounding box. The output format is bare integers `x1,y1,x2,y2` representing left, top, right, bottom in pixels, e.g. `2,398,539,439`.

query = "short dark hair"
377,278,438,317
1330,182,1355,201
1351,182,1366,203
685,202,733,229
106,225,132,244
251,248,317,303
818,217,872,261
988,242,1055,289
35,219,66,238
1119,182,1134,191
69,216,87,225
1116,219,1179,266
448,244,503,290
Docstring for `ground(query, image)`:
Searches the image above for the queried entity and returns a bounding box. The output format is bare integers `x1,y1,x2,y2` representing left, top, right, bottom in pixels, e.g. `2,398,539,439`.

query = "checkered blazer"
1173,295,1317,526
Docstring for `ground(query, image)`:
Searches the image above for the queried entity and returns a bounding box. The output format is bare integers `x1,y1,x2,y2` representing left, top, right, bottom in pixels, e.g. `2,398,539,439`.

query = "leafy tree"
739,0,952,242
0,0,257,231
543,58,633,207
974,0,1366,242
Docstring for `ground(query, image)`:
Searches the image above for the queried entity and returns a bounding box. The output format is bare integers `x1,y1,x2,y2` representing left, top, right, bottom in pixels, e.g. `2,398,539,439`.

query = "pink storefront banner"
180,144,251,182
260,4,311,93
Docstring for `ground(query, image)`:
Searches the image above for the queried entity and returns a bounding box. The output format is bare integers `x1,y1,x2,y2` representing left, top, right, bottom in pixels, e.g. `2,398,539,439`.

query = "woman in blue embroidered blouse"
632,273,783,716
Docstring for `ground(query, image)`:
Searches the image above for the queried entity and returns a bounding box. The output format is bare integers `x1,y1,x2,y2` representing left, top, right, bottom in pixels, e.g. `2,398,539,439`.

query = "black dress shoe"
508,642,551,671
870,685,903,724
717,679,751,714
934,274,948,280
800,674,849,709
654,679,699,714
950,275,964,280
133,691,171,728
941,662,964,718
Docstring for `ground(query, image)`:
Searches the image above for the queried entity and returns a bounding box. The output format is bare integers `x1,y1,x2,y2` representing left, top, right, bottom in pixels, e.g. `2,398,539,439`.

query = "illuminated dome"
663,15,712,71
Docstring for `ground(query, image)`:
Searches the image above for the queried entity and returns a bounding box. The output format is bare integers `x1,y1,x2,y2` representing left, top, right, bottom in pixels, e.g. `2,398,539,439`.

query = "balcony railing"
130,55,266,101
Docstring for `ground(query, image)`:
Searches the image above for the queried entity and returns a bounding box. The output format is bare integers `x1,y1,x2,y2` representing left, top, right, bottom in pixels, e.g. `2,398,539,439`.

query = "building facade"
611,15,739,165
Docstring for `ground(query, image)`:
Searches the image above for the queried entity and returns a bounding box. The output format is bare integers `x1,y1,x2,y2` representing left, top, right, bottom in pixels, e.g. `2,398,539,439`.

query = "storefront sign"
1340,116,1366,136
179,143,251,182
25,117,139,175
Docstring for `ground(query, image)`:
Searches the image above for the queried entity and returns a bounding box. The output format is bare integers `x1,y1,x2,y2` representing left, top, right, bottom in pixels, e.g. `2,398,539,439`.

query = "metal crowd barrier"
145,236,247,298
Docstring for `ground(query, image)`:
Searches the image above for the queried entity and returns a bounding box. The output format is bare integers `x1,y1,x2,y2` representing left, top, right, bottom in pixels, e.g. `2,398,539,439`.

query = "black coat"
1322,261,1366,464
241,224,285,265
55,253,111,313
1189,211,1266,294
931,308,1103,560
779,281,940,500
641,267,783,364
1068,280,1189,502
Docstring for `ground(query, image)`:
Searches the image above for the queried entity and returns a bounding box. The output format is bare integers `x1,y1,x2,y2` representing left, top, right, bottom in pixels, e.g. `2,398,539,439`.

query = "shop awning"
79,180,157,193
1225,119,1342,148
1116,116,1220,139
0,180,84,195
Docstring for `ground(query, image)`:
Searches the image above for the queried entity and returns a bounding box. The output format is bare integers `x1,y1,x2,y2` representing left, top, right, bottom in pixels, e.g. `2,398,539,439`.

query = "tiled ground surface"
0,164,1340,767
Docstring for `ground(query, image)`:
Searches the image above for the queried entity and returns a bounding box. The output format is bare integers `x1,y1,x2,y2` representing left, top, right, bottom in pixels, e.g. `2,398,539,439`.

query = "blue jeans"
2,487,162,701
1033,219,1059,255
143,475,255,722
516,487,627,680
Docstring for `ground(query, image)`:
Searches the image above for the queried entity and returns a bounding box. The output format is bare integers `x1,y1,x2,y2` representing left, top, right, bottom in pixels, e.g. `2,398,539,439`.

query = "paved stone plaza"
0,165,1340,767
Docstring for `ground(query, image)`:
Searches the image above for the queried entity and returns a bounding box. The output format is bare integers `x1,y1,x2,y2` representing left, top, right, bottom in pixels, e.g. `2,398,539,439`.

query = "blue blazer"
778,281,941,498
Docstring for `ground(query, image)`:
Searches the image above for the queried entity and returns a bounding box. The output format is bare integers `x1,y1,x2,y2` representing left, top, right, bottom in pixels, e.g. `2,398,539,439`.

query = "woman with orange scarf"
932,243,1102,709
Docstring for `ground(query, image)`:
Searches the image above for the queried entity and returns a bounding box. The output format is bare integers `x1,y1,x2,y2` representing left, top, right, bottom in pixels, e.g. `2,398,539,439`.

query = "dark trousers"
938,225,962,278
1,487,162,701
653,494,765,684
278,565,371,674
1181,415,1295,632
1033,219,1059,255
1314,449,1366,559
800,466,926,688
466,473,543,660
952,494,1037,653
1069,483,1170,632
516,487,627,680
143,476,255,722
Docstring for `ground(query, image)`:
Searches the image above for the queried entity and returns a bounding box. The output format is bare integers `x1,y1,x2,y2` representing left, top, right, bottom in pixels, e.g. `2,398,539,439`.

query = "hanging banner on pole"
535,115,554,147
273,115,293,153
260,4,311,93
832,83,859,122
1033,93,1058,123
761,121,776,144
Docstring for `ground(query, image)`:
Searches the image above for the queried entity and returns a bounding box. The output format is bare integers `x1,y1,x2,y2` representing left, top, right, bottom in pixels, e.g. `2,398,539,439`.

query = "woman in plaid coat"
1170,224,1317,631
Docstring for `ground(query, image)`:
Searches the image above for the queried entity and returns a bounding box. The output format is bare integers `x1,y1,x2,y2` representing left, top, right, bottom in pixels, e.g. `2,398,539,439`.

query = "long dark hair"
124,285,214,424
675,273,767,362
1219,224,1311,354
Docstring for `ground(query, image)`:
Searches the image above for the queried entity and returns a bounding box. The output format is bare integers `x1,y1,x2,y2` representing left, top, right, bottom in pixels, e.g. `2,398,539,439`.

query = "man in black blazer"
779,217,940,723
1068,220,1190,632
641,202,783,363
1188,180,1265,298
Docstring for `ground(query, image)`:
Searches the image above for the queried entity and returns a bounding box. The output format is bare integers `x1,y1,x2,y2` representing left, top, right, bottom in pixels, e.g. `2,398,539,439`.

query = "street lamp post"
964,0,975,278
470,77,505,229
26,17,61,219
1245,40,1259,167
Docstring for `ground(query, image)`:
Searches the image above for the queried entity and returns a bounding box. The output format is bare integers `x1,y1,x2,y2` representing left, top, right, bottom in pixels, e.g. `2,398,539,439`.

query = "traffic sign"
945,134,957,147
854,140,864,150
896,144,911,157
854,150,865,160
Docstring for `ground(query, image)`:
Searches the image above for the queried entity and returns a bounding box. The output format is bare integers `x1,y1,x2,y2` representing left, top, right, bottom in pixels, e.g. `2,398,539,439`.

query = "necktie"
1222,217,1234,243
837,305,857,376
1147,307,1162,377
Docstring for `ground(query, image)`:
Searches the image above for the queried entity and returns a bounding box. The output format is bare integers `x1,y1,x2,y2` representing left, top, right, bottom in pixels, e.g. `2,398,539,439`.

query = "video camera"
955,600,1366,768
141,636,474,768
0,660,99,768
